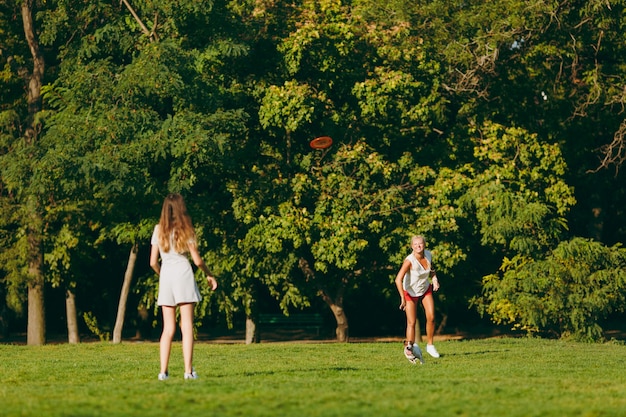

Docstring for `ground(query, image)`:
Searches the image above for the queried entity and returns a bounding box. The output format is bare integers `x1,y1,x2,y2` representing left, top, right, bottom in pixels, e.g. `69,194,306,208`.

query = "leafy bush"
473,238,626,341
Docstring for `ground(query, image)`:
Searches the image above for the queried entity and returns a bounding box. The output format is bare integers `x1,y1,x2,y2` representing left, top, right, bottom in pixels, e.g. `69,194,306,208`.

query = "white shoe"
426,344,440,358
158,372,169,381
184,369,198,380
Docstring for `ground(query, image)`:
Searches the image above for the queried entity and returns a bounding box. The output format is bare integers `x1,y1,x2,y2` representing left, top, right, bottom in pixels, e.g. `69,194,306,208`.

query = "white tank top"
403,250,432,297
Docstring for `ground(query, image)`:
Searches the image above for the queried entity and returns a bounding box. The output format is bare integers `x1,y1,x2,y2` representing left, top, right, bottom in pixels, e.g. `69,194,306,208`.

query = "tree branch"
120,0,158,41
588,120,626,175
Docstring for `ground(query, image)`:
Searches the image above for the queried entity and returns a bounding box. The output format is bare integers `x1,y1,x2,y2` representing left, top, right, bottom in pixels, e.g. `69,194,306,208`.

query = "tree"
474,238,626,341
1,0,625,344
0,0,50,345
233,141,426,341
109,222,153,344
0,0,250,344
43,0,249,340
461,122,575,256
223,0,467,341
370,0,626,335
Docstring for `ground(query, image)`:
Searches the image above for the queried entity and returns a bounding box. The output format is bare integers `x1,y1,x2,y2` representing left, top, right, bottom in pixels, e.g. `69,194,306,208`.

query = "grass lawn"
1,337,625,417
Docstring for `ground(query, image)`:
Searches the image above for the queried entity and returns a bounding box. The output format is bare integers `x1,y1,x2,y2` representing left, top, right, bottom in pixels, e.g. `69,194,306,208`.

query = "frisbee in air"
309,136,333,150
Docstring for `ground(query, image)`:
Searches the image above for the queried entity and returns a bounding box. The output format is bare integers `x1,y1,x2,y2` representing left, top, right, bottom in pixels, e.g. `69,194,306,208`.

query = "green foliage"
461,122,575,255
222,0,465,327
474,238,626,341
402,165,470,270
226,139,420,314
0,197,29,314
2,0,626,342
352,21,445,144
82,311,110,341
259,81,324,134
306,142,408,271
0,0,250,336
44,224,79,288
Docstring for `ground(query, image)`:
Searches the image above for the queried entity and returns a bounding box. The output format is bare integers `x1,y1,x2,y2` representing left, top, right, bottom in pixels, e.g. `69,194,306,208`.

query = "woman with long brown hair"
150,193,218,380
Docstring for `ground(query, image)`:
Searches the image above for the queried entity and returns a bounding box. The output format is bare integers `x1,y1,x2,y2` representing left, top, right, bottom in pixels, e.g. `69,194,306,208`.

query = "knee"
179,322,194,338
161,325,176,339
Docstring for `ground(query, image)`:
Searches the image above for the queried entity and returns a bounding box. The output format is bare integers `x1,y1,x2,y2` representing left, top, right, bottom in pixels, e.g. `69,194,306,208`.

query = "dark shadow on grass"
238,366,362,378
440,349,510,357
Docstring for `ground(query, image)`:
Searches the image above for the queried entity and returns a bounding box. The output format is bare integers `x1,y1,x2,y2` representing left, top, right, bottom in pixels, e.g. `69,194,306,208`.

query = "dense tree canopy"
1,0,625,344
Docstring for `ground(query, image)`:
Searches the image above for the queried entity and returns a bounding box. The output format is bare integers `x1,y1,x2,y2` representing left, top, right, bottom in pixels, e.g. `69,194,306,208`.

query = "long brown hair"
157,193,196,253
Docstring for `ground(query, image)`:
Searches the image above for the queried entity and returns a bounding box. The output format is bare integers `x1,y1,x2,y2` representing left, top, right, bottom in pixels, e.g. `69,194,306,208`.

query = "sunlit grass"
1,338,625,416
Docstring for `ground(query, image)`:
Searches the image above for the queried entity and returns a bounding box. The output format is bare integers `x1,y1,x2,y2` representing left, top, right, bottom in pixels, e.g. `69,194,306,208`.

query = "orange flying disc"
309,136,333,149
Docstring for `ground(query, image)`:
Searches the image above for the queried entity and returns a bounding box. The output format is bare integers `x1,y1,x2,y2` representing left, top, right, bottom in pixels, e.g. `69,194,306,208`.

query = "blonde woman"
394,235,440,363
150,193,218,380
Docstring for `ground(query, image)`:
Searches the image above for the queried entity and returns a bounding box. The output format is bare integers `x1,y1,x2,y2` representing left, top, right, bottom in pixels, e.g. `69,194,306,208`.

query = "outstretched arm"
188,243,218,290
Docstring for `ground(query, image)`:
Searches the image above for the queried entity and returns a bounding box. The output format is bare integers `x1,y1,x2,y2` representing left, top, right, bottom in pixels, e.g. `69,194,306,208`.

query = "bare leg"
160,306,177,375
421,293,436,345
179,303,195,374
404,299,417,344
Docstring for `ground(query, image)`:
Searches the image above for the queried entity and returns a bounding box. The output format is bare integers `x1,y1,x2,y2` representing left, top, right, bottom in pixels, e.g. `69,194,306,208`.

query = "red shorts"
404,285,433,302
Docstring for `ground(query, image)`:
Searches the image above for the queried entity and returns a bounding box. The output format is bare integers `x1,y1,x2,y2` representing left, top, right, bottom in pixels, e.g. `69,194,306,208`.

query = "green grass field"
1,338,625,417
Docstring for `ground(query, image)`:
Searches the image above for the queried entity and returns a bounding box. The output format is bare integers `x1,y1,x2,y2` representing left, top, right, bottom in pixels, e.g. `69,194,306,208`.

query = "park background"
1,0,626,346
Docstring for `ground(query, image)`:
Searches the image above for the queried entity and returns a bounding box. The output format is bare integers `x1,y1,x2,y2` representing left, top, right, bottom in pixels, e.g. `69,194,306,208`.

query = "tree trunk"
26,198,45,345
318,286,349,342
245,316,258,344
135,304,150,339
243,286,259,344
22,0,46,346
27,280,45,345
113,243,138,343
329,303,349,342
21,1,44,137
298,257,350,342
66,289,80,344
436,313,448,335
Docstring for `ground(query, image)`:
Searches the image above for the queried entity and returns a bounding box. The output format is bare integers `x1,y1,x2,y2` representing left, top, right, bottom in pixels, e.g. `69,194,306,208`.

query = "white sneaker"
184,369,198,380
426,344,440,358
158,372,169,381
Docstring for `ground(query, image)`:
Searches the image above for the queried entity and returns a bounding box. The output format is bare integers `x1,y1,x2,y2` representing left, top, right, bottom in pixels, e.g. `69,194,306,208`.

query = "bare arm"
188,243,218,291
149,244,160,275
394,259,411,310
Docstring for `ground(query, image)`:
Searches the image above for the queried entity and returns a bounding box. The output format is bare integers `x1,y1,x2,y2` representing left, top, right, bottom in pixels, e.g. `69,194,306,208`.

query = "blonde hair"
411,235,426,245
157,193,196,254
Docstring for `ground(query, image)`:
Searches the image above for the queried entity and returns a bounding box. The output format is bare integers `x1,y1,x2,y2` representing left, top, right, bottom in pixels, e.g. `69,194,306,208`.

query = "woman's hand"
399,298,407,311
432,276,440,292
207,276,218,291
